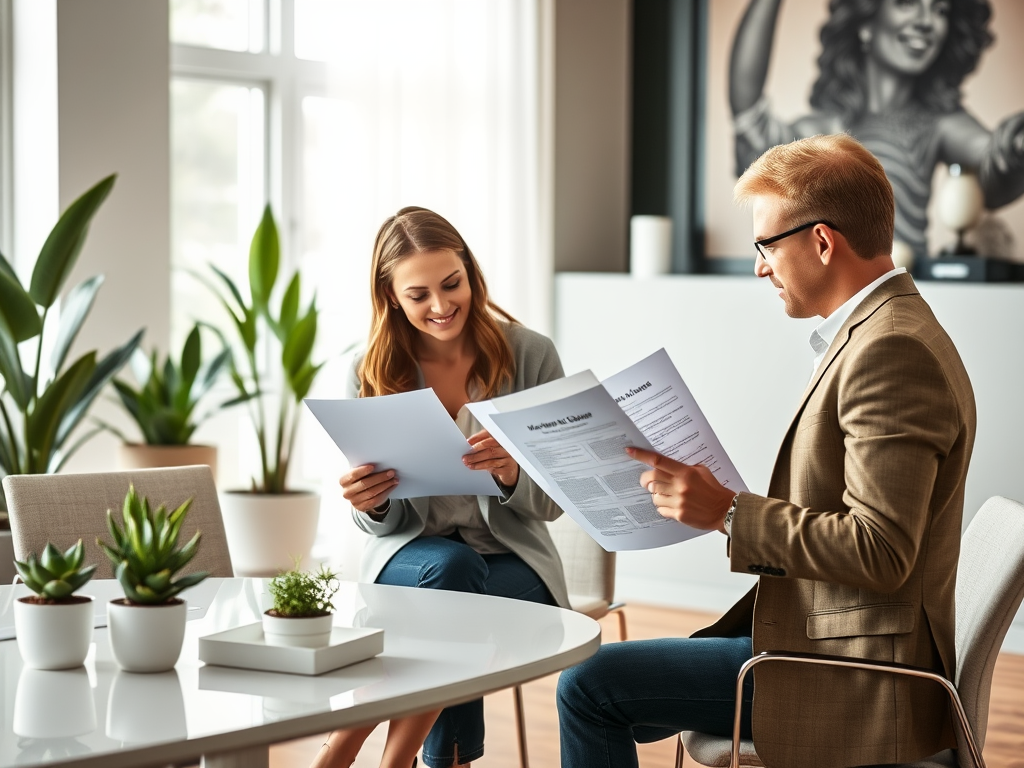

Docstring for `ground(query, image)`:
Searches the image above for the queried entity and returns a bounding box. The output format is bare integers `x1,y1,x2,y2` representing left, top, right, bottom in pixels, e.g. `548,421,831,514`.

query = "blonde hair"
358,206,518,399
734,134,894,259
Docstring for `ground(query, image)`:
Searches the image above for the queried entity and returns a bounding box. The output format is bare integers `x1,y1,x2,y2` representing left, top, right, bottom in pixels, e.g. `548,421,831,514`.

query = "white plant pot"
14,596,94,670
107,669,187,743
220,491,320,576
262,611,333,648
14,666,97,738
107,598,187,673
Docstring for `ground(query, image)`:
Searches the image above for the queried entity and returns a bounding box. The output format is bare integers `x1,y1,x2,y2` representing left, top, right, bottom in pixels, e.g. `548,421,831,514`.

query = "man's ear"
815,224,837,266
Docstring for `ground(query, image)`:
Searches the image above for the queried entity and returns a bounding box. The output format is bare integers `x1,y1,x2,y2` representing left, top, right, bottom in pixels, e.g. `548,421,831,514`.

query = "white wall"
555,273,1024,652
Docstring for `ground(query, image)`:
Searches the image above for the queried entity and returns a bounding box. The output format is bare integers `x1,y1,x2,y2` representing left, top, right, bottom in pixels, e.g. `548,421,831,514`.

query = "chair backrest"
2,466,233,579
953,495,1024,748
548,514,616,605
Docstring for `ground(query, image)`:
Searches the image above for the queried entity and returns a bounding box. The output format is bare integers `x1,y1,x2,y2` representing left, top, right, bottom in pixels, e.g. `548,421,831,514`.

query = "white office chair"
675,495,1024,768
509,515,627,768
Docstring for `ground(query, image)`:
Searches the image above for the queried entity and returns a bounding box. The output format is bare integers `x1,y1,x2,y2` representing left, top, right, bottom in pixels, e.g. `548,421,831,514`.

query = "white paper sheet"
305,391,501,499
467,348,746,551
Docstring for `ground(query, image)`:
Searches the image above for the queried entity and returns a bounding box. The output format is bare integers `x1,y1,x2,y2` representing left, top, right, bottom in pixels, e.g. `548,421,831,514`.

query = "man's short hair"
734,134,895,260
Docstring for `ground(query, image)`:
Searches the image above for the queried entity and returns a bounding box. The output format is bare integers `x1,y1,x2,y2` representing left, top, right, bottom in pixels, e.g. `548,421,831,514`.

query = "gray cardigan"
345,322,570,609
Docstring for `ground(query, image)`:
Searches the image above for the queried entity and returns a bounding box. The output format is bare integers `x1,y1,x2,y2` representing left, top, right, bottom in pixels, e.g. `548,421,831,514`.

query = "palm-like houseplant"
203,205,324,575
0,175,143,512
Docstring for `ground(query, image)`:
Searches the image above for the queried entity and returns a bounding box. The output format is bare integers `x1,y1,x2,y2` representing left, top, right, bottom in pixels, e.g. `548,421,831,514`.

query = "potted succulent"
204,206,323,576
0,174,143,583
101,322,233,478
263,563,340,648
97,484,209,672
12,540,98,669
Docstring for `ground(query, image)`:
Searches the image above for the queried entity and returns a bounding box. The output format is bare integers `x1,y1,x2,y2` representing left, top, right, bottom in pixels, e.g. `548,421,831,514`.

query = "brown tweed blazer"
695,273,976,768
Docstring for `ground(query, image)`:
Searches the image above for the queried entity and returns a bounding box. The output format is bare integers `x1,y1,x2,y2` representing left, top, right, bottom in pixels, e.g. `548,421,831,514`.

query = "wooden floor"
270,603,1024,768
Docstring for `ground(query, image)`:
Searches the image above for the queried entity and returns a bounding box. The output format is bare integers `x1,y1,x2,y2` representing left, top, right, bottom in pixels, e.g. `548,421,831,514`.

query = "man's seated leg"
556,636,754,768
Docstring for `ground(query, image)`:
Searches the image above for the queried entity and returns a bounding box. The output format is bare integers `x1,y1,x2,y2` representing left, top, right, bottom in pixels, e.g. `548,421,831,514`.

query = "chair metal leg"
513,684,530,768
609,602,627,641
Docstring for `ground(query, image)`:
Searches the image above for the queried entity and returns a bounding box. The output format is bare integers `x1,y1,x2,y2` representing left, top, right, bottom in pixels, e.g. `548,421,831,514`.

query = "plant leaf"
30,175,116,308
277,272,300,339
0,328,31,410
179,323,201,405
282,305,317,381
249,205,279,314
27,353,97,472
49,275,104,376
0,269,41,343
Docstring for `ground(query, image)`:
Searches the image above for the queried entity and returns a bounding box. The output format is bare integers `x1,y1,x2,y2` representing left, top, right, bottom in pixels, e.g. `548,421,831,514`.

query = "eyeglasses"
754,220,838,261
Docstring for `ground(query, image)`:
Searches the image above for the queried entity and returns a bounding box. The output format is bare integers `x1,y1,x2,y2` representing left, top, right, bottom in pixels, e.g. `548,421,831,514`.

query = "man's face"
752,196,827,319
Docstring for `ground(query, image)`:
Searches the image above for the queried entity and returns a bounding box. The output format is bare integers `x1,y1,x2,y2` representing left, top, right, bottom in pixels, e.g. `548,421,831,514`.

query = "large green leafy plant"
104,322,232,445
206,205,322,494
0,175,143,507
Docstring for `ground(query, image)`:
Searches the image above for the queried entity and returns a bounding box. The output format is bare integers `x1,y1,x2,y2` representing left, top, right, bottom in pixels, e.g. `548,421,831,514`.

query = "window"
0,0,12,257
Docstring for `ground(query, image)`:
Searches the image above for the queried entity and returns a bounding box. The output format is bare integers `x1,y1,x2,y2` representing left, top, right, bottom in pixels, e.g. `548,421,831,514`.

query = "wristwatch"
723,494,739,536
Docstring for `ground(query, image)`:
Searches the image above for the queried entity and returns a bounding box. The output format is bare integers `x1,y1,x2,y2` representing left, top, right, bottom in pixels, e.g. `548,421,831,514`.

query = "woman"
730,0,1024,260
313,206,568,768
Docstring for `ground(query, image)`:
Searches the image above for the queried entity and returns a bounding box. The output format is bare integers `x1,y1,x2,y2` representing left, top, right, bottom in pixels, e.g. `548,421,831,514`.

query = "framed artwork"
696,0,1024,266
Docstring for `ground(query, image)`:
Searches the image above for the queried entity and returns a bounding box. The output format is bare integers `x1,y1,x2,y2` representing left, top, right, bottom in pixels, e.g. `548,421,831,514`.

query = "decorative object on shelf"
937,164,985,256
0,174,143,583
263,563,340,648
97,484,209,672
202,206,323,575
12,540,98,669
101,322,234,479
630,215,673,277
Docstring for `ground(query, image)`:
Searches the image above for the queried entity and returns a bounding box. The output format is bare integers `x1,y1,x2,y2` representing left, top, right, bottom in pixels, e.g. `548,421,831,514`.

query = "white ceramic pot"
117,443,218,480
262,611,333,648
13,666,97,738
14,596,94,670
219,491,320,576
107,668,187,743
107,598,187,673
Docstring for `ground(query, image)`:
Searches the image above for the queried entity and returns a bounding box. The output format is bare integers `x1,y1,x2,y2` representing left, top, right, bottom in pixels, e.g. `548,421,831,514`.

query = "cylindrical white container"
108,598,187,672
262,612,333,648
630,215,673,277
14,596,94,670
219,491,321,577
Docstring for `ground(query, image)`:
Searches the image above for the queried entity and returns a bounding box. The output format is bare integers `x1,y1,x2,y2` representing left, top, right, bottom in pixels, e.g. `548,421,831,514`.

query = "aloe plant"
14,540,97,601
0,175,143,510
103,323,232,445
97,484,209,605
204,205,322,493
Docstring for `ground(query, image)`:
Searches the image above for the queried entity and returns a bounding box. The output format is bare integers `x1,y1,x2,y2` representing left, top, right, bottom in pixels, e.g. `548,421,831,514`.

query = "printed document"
466,349,746,551
305,391,501,499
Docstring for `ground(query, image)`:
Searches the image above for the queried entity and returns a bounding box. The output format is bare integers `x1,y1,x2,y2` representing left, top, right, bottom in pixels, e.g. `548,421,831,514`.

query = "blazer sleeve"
727,330,964,593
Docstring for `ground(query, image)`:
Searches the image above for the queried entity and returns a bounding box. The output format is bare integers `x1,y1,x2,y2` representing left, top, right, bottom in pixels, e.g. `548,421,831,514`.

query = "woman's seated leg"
375,536,487,593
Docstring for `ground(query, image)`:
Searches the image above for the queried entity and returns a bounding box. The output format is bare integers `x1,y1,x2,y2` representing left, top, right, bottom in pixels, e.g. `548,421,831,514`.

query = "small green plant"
267,563,340,618
102,322,234,446
97,484,209,605
14,540,97,601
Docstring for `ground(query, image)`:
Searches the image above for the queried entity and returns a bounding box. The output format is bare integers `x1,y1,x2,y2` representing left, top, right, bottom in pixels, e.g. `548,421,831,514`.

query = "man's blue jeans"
376,534,555,767
557,636,754,768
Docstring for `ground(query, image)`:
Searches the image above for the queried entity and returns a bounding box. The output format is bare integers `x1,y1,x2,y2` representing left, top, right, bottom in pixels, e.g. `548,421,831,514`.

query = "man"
556,134,976,768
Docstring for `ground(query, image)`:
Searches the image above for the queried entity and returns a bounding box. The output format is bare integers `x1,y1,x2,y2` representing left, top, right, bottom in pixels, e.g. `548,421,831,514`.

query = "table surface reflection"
0,578,601,768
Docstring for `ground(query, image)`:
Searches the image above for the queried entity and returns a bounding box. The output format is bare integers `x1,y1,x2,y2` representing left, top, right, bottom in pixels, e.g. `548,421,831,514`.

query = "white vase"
107,598,187,672
262,611,333,648
219,491,321,576
14,596,94,670
13,666,97,738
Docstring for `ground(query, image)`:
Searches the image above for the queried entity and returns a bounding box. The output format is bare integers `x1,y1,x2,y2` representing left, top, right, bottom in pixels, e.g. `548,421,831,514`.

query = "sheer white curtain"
296,0,554,569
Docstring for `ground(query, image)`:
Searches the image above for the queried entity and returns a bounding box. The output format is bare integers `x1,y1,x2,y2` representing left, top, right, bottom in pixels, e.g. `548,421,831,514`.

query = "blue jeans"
557,636,754,768
375,534,555,767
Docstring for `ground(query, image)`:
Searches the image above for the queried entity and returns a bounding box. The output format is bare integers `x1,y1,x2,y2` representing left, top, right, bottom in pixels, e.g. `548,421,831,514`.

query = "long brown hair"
358,206,518,399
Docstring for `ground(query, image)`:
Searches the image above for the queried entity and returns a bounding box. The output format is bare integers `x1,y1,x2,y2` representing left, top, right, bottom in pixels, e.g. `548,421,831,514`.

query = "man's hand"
627,446,735,533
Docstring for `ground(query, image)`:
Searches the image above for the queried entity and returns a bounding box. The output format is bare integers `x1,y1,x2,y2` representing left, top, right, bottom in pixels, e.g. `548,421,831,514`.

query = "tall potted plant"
101,322,233,479
205,206,323,576
0,175,143,582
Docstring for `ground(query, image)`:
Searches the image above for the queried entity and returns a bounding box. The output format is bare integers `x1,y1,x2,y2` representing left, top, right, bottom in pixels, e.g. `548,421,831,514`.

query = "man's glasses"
754,220,838,260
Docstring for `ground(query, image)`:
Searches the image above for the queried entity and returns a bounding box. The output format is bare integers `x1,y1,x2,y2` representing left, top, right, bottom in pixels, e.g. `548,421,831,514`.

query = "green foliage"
103,323,234,445
97,484,209,605
268,563,339,618
14,540,97,600
203,205,323,493
0,175,144,504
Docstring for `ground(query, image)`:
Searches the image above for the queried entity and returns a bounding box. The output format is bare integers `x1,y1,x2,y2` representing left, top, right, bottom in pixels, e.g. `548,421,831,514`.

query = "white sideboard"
554,273,1024,652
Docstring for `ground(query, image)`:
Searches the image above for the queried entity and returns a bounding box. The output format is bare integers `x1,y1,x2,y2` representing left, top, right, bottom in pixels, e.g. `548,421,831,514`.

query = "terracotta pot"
219,491,320,577
107,598,187,673
117,443,217,480
14,596,94,670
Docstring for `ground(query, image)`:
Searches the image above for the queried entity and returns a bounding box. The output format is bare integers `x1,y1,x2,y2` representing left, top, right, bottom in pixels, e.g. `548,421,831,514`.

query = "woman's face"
866,0,951,76
389,249,473,346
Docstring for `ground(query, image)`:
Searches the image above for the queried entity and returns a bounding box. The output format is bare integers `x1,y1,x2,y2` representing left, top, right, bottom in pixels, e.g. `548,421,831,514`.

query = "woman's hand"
340,464,398,513
463,430,520,489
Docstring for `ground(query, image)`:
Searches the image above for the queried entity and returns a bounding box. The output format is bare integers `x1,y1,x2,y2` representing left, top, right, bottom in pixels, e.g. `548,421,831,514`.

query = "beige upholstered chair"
676,495,1024,768
509,515,628,768
3,465,233,579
